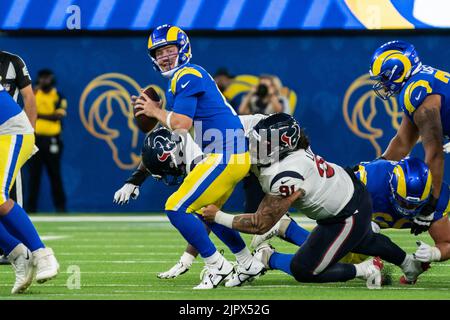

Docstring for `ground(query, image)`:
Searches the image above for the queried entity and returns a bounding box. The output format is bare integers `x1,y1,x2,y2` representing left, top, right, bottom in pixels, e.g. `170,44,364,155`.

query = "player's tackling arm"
204,191,302,234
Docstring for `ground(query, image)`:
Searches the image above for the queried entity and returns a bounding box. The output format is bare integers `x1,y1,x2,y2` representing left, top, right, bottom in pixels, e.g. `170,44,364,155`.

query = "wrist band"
166,111,173,131
214,210,234,229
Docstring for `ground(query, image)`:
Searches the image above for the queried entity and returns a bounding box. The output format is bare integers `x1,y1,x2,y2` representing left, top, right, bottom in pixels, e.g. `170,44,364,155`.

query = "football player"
0,83,59,294
354,157,450,271
203,113,426,288
121,24,259,289
370,40,450,236
115,127,266,287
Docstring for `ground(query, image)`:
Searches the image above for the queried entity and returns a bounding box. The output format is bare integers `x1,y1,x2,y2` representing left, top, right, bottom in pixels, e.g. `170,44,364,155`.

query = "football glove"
113,183,139,205
414,241,441,262
157,253,194,279
410,196,437,236
443,142,450,153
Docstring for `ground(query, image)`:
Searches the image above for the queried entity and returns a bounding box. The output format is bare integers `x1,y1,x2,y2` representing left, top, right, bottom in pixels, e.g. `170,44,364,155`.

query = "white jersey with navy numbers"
238,114,354,221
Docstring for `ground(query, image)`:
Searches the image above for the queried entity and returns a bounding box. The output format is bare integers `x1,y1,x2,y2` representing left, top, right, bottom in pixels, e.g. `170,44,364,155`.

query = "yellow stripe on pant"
0,134,35,205
165,152,251,213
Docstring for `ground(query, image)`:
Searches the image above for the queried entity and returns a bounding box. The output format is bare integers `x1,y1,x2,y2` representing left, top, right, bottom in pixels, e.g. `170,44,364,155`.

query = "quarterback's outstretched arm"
203,191,302,234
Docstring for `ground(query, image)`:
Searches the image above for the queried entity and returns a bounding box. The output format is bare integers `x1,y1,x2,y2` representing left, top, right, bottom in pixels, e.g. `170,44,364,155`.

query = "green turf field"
1,215,449,300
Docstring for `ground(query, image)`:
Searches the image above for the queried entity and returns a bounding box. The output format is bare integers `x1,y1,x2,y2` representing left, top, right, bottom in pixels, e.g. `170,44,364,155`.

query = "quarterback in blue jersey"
370,40,449,236
132,25,251,289
355,157,450,267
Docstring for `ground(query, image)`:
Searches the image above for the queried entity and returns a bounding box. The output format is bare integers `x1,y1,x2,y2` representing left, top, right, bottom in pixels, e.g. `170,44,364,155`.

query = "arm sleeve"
172,73,204,118
268,171,305,197
400,78,433,118
435,183,450,220
11,54,31,89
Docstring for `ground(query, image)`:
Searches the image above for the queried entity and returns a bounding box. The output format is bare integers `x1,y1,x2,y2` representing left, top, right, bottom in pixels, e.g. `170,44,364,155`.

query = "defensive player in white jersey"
204,113,426,288
0,83,59,294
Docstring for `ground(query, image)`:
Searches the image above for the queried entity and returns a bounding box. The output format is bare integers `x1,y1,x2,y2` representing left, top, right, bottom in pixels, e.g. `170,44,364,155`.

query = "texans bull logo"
281,124,300,148
153,135,176,162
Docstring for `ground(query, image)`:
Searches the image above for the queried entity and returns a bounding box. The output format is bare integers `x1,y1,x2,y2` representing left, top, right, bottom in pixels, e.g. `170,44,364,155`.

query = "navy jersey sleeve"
170,68,205,118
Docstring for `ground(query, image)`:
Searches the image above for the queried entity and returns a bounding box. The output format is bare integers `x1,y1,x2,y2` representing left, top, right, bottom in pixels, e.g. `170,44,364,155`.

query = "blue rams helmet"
369,40,422,99
389,157,432,218
249,113,303,165
147,24,192,78
141,127,186,186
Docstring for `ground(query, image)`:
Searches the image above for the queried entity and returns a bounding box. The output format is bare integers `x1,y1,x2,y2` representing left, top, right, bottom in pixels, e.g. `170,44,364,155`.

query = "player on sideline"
353,157,450,270
0,83,59,294
203,113,426,288
369,40,450,237
129,24,257,289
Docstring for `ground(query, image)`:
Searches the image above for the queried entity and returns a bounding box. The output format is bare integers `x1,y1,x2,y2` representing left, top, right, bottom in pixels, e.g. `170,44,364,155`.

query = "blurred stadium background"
1,0,450,213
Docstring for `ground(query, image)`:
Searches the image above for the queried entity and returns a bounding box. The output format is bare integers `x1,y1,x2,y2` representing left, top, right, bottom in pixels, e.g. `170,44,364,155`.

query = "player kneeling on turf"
203,113,426,289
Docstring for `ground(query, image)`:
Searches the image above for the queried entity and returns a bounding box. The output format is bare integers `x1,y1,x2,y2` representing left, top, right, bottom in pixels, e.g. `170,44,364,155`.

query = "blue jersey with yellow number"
0,84,22,126
356,160,450,229
399,65,450,138
165,63,246,154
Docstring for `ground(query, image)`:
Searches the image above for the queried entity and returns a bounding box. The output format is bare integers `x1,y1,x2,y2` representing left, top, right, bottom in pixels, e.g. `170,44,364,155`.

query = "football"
134,86,161,133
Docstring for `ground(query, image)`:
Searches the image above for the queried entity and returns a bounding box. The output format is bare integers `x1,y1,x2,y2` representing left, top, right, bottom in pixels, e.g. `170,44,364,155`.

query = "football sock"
0,203,44,251
204,250,221,265
180,252,196,266
234,247,252,265
166,210,216,258
0,221,21,255
199,215,246,254
282,220,310,246
269,252,294,276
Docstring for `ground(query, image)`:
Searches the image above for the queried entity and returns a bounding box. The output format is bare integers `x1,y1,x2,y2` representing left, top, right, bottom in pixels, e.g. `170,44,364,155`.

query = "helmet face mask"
148,24,192,78
369,40,422,100
388,157,432,218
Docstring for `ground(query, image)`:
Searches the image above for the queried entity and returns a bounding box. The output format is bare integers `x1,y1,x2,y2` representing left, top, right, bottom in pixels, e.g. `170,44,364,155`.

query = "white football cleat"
225,257,266,287
32,247,59,283
399,254,430,285
7,244,34,294
194,256,233,290
158,261,191,279
253,243,275,269
356,257,383,289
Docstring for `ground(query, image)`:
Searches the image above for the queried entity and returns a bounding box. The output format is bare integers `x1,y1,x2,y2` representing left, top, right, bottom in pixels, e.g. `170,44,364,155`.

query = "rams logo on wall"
79,73,165,170
342,73,402,157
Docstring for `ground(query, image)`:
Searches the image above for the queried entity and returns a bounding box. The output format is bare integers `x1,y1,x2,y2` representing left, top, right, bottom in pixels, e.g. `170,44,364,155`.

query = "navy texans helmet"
249,113,302,165
141,127,186,186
